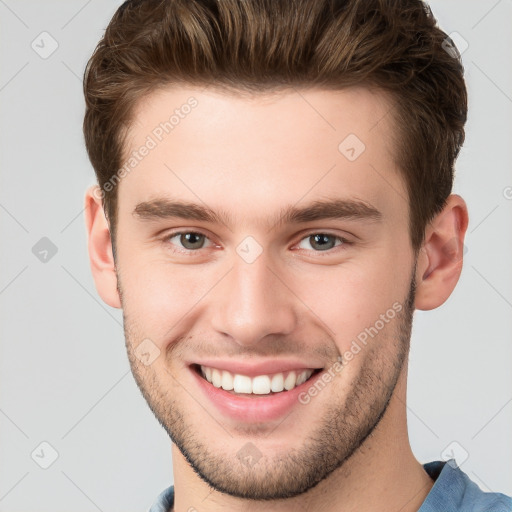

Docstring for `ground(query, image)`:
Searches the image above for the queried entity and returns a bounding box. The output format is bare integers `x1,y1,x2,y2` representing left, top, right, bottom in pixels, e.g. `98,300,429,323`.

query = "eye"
162,230,351,255
295,233,350,253
165,231,214,252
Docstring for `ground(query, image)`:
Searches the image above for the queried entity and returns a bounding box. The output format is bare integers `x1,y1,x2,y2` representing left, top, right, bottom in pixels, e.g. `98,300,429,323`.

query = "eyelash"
162,230,352,256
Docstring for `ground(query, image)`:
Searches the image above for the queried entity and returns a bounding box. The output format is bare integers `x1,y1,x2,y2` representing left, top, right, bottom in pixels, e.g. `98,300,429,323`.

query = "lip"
189,359,324,378
189,364,324,423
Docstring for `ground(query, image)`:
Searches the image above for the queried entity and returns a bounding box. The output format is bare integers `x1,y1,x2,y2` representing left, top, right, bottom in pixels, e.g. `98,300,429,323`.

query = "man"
82,0,511,511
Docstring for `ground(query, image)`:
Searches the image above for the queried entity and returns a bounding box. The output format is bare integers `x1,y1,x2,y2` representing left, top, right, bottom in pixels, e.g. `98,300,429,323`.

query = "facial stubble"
121,261,417,500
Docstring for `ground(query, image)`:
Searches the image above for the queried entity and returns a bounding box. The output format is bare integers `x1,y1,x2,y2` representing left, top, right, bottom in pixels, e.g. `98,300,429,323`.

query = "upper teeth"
200,365,315,395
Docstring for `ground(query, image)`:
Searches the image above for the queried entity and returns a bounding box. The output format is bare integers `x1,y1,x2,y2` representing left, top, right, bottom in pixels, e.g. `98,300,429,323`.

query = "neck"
171,364,434,512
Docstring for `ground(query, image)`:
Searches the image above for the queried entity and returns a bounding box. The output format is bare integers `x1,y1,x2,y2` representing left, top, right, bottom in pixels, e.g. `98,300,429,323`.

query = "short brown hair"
83,0,467,252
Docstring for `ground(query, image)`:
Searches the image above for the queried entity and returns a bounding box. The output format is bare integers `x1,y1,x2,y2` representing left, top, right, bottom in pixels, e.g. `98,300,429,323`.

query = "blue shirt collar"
149,459,512,512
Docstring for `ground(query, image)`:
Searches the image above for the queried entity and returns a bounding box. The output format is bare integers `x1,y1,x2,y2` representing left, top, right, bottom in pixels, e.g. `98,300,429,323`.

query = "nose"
210,250,298,347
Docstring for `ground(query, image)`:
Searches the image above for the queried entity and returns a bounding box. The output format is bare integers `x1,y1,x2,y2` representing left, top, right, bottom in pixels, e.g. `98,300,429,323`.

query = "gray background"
0,1,511,511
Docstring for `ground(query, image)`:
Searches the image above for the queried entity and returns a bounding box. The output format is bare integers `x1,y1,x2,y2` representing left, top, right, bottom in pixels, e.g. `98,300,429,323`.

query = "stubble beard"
121,262,417,500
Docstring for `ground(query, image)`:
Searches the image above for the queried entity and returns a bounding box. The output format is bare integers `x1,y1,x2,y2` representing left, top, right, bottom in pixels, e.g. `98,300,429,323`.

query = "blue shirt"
148,459,512,511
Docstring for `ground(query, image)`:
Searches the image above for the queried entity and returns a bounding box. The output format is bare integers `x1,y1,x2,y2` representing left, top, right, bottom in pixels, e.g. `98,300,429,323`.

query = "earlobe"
84,186,122,309
414,194,469,311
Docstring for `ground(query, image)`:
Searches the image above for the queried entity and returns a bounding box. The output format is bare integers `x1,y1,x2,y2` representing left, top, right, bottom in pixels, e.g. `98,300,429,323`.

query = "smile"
199,365,321,395
189,363,325,422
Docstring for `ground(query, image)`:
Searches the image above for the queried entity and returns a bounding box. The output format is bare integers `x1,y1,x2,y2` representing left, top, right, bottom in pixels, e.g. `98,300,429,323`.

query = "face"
114,85,418,499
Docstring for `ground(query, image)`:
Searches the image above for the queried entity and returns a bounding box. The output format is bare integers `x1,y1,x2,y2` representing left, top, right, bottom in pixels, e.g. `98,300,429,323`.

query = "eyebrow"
133,197,382,229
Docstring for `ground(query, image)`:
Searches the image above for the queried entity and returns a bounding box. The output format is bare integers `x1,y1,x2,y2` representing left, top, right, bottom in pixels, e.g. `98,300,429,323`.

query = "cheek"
118,236,412,355
292,259,407,352
118,258,203,344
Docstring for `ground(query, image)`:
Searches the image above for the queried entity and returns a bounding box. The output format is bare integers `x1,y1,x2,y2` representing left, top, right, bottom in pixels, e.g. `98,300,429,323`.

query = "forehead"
119,85,407,230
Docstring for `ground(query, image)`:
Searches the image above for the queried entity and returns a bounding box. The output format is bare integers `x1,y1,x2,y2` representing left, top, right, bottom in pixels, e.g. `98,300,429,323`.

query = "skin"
85,85,468,512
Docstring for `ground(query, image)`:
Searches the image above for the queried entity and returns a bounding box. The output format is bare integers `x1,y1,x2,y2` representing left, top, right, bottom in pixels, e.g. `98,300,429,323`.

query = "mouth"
191,364,323,396
187,358,328,422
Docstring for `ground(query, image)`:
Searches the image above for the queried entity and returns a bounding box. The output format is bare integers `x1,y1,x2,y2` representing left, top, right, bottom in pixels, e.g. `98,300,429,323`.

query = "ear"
84,186,121,309
414,194,469,311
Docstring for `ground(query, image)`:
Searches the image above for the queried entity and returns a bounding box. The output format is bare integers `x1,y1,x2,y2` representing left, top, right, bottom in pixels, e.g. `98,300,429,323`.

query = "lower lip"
189,366,323,423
